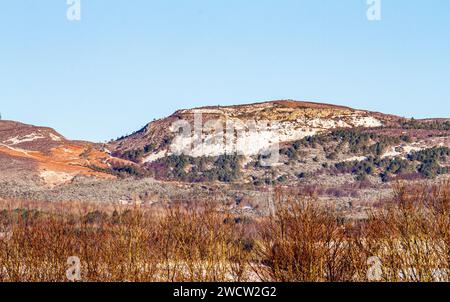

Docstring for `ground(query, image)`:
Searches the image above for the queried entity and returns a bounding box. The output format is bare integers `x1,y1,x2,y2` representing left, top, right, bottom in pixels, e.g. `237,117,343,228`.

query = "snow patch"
342,156,368,162
60,148,74,153
163,115,382,159
403,145,424,154
308,118,348,129
143,150,168,163
382,144,425,159
350,115,383,127
40,171,73,186
382,147,401,159
49,133,62,142
4,133,45,145
0,144,32,156
146,111,384,161
169,119,318,158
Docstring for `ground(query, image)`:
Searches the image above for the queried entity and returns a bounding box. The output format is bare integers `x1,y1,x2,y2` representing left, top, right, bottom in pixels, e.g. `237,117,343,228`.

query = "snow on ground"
240,156,254,168
382,144,425,159
168,119,318,159
144,114,384,162
382,147,402,159
0,144,32,156
40,170,74,186
61,148,77,154
168,117,381,159
49,133,62,142
351,115,383,127
4,133,45,145
307,118,347,129
306,115,382,129
402,145,424,154
342,156,368,162
143,150,168,163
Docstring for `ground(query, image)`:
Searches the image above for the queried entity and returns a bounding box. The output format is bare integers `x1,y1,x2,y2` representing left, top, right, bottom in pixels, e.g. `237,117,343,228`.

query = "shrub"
0,182,447,281
400,119,450,131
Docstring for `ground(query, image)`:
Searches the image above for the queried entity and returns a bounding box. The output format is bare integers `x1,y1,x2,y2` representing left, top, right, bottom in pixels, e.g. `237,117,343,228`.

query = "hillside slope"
0,121,119,186
108,100,396,161
107,100,449,185
0,100,448,210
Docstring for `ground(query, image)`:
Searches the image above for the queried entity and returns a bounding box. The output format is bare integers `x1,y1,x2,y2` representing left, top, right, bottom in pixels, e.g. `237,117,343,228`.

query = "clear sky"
1,0,449,142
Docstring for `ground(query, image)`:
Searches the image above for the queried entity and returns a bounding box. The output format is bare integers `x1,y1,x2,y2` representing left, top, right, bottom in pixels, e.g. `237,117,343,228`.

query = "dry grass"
0,181,448,282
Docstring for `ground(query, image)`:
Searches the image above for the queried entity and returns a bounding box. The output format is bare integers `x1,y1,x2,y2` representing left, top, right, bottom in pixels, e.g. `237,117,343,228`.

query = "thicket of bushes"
0,182,447,282
334,147,450,181
90,163,147,178
205,155,242,182
114,143,157,163
153,154,242,183
400,119,450,131
283,129,405,162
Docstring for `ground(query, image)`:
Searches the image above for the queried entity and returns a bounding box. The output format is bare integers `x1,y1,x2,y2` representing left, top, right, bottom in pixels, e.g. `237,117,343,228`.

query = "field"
0,181,448,282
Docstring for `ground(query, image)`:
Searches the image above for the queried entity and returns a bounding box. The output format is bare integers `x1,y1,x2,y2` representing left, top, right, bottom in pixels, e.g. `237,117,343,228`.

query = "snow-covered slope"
110,100,388,162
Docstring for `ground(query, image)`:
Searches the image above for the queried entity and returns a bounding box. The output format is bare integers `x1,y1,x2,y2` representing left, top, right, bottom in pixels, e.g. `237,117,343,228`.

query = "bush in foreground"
0,181,448,282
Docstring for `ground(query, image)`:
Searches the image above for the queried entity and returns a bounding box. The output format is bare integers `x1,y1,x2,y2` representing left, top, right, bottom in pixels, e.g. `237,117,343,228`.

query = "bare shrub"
251,189,363,282
0,181,447,282
360,181,449,281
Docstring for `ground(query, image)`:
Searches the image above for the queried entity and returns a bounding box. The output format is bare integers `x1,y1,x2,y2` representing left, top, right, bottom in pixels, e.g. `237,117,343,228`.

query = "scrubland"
0,181,448,282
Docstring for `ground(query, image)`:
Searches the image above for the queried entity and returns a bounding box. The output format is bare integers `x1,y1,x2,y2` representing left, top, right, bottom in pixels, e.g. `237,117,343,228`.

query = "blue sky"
0,0,449,142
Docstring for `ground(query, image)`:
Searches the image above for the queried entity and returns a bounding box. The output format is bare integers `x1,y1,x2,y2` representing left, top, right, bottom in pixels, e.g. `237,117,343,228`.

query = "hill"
0,100,448,212
0,120,117,186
